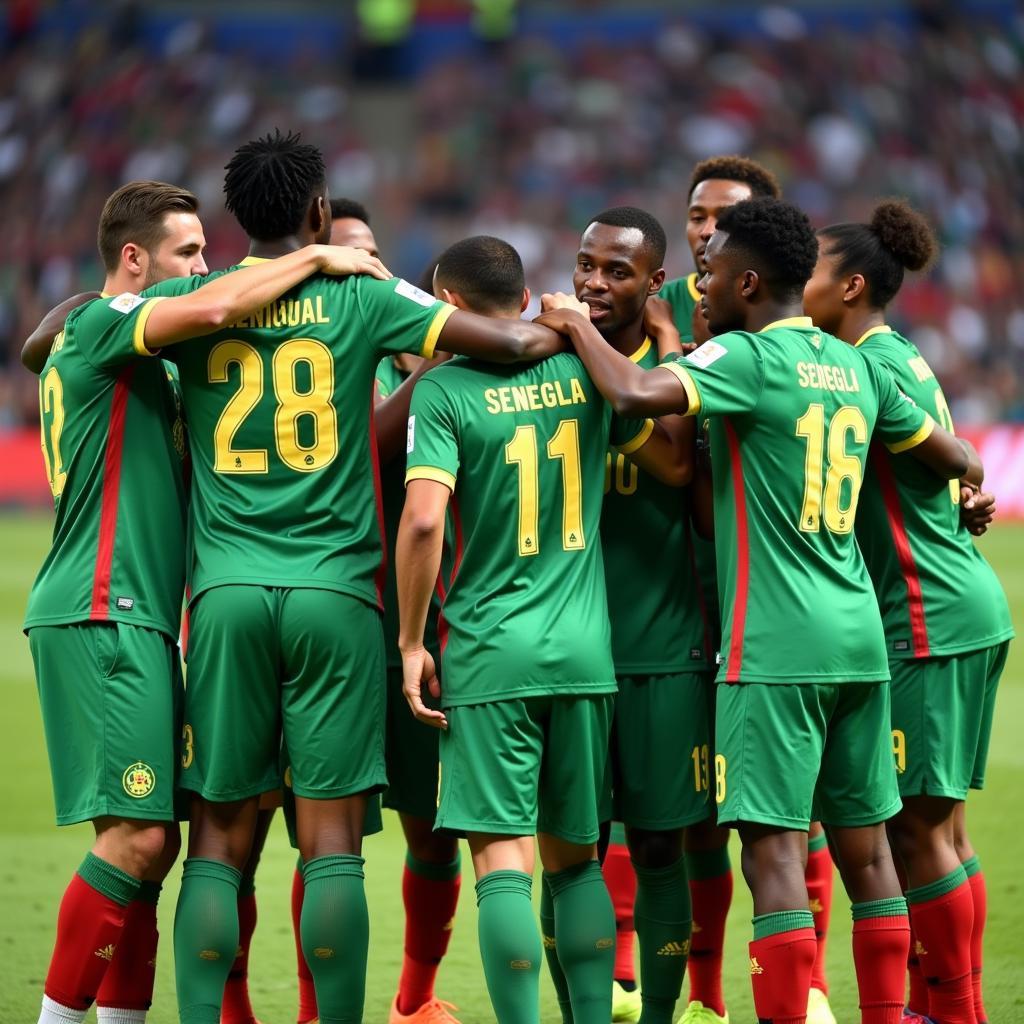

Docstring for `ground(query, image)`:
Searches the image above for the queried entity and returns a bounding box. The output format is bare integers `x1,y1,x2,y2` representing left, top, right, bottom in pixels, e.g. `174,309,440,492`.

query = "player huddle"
22,131,1011,1024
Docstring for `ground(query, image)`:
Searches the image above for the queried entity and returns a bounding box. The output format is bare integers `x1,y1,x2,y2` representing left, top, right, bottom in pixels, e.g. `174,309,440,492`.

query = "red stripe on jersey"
686,519,714,664
369,390,387,610
871,444,930,657
90,367,134,620
435,495,465,656
723,419,749,683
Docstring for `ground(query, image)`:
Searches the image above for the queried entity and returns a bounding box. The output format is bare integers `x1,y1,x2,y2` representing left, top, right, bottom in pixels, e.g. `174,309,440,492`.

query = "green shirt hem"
23,611,179,640
441,680,618,708
188,577,383,610
715,672,890,685
885,628,1015,661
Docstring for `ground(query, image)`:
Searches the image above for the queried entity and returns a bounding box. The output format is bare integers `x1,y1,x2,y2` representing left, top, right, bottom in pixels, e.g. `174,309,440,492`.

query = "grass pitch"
1,511,1022,1023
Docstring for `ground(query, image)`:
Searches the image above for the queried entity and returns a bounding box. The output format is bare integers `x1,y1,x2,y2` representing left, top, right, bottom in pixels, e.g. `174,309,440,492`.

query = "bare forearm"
396,517,445,652
22,292,100,373
959,438,984,489
145,245,327,348
439,311,565,364
376,364,434,463
567,318,688,418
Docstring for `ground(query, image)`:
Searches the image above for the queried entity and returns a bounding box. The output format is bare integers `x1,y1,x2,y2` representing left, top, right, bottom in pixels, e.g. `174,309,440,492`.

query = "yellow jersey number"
209,338,338,474
40,367,68,498
795,403,867,534
505,419,586,556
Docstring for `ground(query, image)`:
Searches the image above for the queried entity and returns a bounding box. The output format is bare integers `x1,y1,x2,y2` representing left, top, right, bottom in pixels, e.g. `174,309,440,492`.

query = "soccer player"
803,199,1014,1024
334,199,464,1023
143,132,566,1024
398,234,691,1024
24,179,382,1024
660,156,836,1024
568,207,710,1024
536,196,977,1024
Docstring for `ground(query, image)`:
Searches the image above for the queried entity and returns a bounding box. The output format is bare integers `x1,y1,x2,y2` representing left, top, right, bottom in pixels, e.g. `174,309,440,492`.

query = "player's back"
854,328,1013,658
407,352,650,706
25,295,188,638
146,265,451,610
685,319,927,684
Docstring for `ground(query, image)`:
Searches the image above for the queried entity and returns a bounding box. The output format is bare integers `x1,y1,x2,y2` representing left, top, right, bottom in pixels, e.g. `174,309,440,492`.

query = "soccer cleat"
900,1012,935,1024
676,1000,730,1024
388,995,462,1023
612,980,643,1022
806,987,837,1024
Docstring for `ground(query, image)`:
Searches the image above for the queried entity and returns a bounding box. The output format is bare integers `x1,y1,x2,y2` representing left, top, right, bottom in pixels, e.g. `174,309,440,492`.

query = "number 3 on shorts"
714,754,727,804
181,723,195,769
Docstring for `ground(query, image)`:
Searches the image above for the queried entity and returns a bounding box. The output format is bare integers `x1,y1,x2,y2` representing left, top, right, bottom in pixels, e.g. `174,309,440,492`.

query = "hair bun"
870,199,937,272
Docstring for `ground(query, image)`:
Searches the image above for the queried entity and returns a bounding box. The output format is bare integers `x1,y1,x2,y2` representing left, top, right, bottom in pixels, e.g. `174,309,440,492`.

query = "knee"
406,828,458,866
124,824,173,876
626,827,683,869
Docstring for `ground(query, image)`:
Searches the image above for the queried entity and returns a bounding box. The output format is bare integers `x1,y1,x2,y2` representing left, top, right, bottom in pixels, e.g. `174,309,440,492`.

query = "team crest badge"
122,762,156,798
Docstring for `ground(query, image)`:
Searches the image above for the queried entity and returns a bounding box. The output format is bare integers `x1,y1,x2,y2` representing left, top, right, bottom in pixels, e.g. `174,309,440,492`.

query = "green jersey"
147,262,454,608
24,293,188,638
406,352,652,706
662,272,720,642
853,326,1013,659
600,336,713,672
661,273,701,339
662,316,934,685
375,356,443,663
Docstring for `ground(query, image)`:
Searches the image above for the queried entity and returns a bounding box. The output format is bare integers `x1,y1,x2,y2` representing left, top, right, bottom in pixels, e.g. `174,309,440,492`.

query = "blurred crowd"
1,4,1022,425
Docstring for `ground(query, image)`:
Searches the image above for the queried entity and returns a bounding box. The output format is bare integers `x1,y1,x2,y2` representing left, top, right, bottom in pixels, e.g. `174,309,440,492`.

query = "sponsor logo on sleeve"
109,293,145,314
685,340,728,368
394,278,436,307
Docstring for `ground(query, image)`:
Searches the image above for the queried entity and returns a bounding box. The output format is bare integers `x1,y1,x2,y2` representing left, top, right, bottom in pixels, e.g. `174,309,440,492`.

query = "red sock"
601,841,637,984
907,876,975,1024
852,912,911,1024
805,843,834,994
221,887,258,1024
748,925,817,1024
96,885,160,1011
292,865,318,1024
397,855,462,1014
966,866,987,1023
687,862,732,1015
44,865,136,1010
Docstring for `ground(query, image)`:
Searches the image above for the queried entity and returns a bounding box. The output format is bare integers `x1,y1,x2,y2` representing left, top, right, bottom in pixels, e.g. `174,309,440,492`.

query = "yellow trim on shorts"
420,304,457,359
886,415,935,454
659,360,702,415
132,297,168,356
616,418,655,455
406,465,457,492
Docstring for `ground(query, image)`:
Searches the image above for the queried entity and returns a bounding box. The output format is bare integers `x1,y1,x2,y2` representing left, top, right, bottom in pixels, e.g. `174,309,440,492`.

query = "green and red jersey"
661,273,701,338
146,262,454,610
599,336,713,672
406,352,652,706
662,316,934,684
853,326,1013,658
25,293,188,639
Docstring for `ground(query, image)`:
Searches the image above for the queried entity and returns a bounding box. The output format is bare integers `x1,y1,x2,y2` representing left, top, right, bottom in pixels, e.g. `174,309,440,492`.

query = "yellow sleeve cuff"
886,414,935,453
658,361,702,415
132,297,168,356
615,418,654,455
406,465,457,491
420,303,457,360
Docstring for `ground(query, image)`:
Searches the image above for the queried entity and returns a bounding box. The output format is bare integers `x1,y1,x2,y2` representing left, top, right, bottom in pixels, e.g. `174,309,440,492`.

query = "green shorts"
437,693,614,844
29,622,183,825
181,585,387,802
382,663,443,820
610,673,712,829
890,642,1009,799
715,680,900,830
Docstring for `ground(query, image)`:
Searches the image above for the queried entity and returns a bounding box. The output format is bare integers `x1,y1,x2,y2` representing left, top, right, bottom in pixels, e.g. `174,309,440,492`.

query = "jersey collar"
628,336,653,363
854,324,893,347
686,273,700,302
760,316,813,332
239,255,272,266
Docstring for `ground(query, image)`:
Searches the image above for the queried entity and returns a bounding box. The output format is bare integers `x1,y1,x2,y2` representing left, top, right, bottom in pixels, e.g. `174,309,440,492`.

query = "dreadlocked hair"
224,129,326,241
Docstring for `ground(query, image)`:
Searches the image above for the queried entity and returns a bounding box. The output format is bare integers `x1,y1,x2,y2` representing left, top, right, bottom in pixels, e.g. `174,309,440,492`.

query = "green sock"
546,862,615,1024
476,870,541,1024
540,873,574,1024
173,857,242,1024
300,854,369,1024
633,857,692,1024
